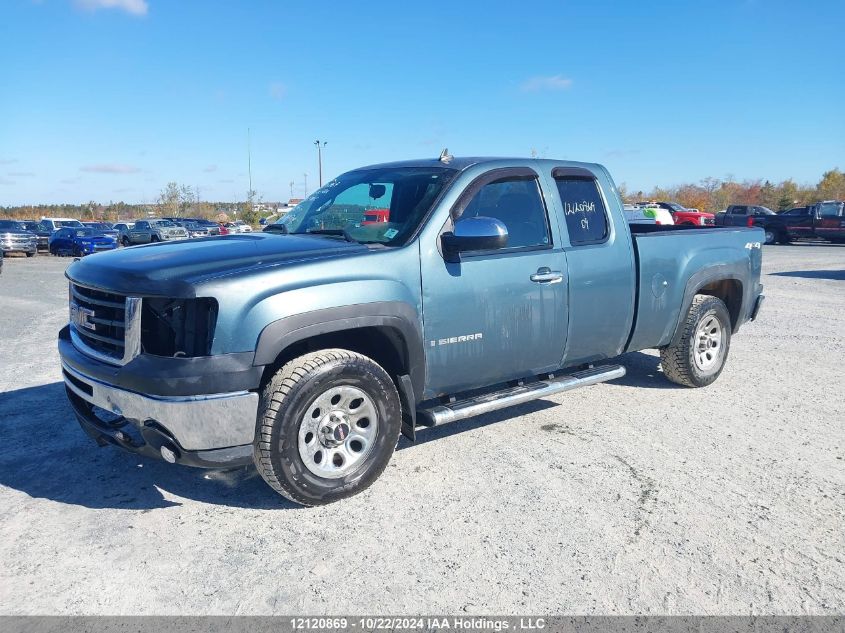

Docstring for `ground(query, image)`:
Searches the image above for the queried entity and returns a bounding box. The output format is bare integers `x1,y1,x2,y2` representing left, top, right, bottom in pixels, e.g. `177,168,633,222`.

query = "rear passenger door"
544,167,636,366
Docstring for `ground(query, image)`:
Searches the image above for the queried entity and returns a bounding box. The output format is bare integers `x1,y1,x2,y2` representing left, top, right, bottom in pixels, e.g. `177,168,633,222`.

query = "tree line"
618,168,845,213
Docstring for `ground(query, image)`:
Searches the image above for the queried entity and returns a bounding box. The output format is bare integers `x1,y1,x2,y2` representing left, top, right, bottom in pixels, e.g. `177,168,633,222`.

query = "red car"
362,208,390,225
652,202,715,226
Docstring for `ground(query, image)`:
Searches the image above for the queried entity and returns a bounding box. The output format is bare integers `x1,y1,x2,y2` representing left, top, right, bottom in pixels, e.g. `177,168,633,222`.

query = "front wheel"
26,252,35,257
660,294,732,387
254,349,402,506
122,236,130,247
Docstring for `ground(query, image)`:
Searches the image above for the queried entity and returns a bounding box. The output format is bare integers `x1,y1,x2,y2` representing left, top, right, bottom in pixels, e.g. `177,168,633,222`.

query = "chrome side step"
417,364,625,427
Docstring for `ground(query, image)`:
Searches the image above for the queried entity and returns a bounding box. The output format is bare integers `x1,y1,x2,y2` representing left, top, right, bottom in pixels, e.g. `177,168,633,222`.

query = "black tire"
763,228,776,245
254,349,402,506
150,235,160,243
26,252,35,257
778,231,791,245
659,294,732,388
122,237,130,247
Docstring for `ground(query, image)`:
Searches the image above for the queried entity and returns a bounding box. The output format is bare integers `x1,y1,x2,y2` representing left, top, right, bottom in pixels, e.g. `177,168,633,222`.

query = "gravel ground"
0,244,843,615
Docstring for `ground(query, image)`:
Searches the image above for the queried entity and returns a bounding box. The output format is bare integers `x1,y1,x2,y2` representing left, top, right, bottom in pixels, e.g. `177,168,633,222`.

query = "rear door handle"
530,267,564,284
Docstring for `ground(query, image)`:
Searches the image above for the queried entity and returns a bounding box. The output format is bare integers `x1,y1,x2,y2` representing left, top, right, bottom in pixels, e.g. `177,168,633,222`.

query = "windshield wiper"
303,228,356,242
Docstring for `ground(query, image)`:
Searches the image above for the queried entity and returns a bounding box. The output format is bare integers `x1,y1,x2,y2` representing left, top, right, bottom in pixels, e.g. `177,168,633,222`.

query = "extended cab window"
819,202,844,218
555,177,609,245
460,176,550,249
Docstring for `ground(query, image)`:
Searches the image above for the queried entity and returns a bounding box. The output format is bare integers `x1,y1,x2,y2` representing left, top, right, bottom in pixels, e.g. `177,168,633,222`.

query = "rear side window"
555,177,609,245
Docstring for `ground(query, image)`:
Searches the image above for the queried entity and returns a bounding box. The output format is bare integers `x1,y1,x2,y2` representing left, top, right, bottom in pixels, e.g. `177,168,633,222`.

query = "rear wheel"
254,349,402,506
763,228,776,245
121,236,130,247
660,295,732,388
26,252,35,257
150,235,160,243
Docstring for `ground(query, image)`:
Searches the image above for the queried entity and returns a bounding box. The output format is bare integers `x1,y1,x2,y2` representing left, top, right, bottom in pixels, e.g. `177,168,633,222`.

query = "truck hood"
66,233,369,297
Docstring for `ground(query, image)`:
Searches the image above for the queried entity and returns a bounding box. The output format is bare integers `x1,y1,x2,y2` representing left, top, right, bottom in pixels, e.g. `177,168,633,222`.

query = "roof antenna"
439,148,453,164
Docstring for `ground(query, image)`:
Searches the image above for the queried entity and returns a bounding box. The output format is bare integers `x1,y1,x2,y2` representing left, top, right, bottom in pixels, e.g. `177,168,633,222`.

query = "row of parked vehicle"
622,199,845,246
0,216,255,260
623,201,716,226
713,201,845,245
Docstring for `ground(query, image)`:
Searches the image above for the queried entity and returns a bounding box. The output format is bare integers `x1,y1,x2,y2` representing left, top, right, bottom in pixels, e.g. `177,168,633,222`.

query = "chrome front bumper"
62,361,259,452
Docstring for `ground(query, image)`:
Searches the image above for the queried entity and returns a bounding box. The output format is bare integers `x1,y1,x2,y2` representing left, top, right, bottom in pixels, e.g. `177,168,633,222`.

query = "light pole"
303,173,308,197
314,140,327,187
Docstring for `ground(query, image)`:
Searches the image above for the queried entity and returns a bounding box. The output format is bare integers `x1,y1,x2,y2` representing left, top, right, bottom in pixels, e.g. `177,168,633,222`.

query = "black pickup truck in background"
715,205,786,244
777,201,845,243
716,201,845,244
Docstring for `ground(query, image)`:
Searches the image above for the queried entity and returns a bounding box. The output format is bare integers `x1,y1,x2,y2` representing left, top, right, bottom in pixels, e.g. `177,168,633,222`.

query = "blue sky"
1,0,843,205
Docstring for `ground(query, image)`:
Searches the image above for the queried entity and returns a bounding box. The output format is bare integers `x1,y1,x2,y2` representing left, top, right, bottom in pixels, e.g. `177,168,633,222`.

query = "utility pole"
247,127,253,196
303,173,308,196
289,181,294,199
314,140,327,187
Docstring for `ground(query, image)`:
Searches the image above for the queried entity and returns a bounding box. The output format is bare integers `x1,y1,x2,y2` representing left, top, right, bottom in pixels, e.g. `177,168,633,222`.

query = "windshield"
666,202,687,212
152,220,177,227
757,207,776,215
0,220,25,231
276,166,459,244
55,220,84,228
71,229,102,237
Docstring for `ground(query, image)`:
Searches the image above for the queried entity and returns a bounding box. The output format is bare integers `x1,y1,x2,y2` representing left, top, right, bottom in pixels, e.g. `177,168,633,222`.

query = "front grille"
70,283,127,361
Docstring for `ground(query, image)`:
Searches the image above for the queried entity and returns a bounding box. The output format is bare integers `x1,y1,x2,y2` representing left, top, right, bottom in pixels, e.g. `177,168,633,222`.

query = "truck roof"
351,156,604,173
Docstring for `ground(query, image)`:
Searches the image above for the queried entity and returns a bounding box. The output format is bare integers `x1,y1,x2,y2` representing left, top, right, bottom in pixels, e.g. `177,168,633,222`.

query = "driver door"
420,169,568,397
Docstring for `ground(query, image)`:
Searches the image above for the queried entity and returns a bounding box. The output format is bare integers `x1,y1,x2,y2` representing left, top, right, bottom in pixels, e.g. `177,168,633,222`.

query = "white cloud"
74,0,149,16
203,165,218,173
520,74,573,93
80,163,142,174
268,81,287,101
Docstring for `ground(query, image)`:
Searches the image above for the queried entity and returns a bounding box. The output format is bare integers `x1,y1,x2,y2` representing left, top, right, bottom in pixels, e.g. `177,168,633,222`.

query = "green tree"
817,168,845,200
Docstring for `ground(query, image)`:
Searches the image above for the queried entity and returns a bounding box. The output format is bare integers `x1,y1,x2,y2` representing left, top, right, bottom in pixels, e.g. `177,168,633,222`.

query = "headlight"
141,297,218,357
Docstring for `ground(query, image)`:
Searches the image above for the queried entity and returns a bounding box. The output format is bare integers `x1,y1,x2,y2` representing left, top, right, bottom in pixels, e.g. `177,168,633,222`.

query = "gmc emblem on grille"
69,303,96,331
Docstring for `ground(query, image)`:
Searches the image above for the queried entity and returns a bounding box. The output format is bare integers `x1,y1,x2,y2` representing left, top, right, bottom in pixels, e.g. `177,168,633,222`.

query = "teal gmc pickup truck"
59,155,765,505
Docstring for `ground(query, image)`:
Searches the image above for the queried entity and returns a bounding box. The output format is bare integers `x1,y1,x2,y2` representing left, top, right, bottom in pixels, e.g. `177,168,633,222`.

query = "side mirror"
441,216,508,263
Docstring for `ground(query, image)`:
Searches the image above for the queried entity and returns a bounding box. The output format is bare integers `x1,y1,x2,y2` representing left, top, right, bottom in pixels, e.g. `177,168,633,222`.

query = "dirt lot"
0,244,843,615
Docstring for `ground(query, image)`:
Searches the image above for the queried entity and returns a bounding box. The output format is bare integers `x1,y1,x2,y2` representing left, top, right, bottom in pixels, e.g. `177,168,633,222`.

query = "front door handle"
530,267,564,284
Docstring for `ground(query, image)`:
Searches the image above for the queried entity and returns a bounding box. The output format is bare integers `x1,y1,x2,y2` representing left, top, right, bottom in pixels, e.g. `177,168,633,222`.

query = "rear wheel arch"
670,269,745,346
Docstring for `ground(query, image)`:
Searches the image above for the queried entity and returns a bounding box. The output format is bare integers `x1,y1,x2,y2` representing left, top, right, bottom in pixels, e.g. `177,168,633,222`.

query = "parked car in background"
714,205,787,244
40,217,84,232
217,223,230,235
774,201,845,244
112,223,136,245
82,222,119,241
647,201,715,226
225,220,252,233
18,220,51,250
362,208,390,225
49,227,118,257
192,218,225,236
0,220,38,257
623,205,657,225
123,219,189,245
634,203,675,225
180,220,211,238
59,156,765,505
0,248,3,273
